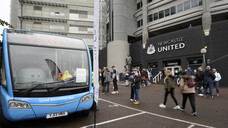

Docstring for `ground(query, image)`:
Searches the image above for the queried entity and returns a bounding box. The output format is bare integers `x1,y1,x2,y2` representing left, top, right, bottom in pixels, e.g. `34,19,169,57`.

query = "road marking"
108,104,119,107
99,98,215,128
188,124,195,128
81,112,145,128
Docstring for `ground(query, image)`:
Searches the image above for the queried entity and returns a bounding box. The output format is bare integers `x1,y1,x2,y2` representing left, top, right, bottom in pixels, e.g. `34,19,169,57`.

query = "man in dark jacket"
203,66,215,98
195,66,204,96
132,71,141,105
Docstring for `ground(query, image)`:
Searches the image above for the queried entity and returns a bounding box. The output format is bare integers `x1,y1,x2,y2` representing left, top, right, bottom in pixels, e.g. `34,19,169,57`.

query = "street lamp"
201,48,207,70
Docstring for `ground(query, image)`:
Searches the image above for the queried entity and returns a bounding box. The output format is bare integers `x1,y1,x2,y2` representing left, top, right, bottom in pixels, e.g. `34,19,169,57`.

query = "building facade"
101,0,228,86
10,0,94,48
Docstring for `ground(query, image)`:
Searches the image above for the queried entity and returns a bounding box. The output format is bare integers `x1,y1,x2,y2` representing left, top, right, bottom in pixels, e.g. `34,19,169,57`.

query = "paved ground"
12,82,228,128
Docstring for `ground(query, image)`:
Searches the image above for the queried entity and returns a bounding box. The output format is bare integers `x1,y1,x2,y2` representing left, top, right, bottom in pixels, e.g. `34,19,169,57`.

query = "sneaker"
130,99,134,102
116,91,118,94
174,105,181,110
111,91,117,94
210,96,214,98
191,112,198,116
198,94,203,96
159,103,166,108
133,101,140,105
181,108,186,112
217,93,219,96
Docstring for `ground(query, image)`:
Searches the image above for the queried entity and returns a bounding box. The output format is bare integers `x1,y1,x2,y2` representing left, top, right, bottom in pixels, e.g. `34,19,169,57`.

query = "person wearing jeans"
204,82,213,97
212,68,221,96
129,72,135,101
132,71,141,105
203,66,215,98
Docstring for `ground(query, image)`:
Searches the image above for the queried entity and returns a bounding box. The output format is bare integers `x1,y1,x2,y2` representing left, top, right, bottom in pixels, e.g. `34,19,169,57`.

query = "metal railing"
152,71,163,84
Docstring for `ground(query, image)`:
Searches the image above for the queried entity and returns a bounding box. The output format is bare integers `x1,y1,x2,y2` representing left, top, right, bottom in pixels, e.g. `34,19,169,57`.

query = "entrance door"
164,66,181,76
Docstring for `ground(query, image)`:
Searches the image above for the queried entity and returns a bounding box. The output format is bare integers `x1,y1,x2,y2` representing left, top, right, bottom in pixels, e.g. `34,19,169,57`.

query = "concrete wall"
107,40,129,73
107,0,136,74
113,0,137,41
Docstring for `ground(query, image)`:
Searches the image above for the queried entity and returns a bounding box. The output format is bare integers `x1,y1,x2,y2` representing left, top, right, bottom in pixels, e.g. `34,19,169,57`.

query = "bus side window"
0,44,7,89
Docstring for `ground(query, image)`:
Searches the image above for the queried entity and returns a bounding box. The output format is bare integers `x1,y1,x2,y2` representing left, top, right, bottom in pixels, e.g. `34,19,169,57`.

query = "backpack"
187,79,195,88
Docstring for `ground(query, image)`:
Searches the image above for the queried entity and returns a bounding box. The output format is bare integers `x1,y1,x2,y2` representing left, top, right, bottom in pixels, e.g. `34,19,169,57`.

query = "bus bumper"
3,92,93,121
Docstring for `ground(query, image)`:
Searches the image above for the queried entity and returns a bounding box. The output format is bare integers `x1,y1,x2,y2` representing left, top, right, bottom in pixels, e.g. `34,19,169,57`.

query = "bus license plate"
46,111,68,119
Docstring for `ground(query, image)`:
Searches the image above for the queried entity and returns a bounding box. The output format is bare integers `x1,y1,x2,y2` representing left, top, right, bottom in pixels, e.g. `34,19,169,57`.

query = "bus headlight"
9,101,31,109
80,94,93,103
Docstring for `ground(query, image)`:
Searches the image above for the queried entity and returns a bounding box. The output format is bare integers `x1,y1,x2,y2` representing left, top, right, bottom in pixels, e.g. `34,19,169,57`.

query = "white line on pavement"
188,124,195,128
81,112,145,128
99,98,215,128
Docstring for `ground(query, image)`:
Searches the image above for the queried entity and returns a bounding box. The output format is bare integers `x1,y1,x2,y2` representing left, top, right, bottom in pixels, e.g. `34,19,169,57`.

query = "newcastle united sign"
147,37,185,55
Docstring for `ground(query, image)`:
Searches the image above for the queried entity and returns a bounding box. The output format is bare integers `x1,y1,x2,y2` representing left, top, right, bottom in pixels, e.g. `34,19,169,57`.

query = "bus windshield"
9,45,89,92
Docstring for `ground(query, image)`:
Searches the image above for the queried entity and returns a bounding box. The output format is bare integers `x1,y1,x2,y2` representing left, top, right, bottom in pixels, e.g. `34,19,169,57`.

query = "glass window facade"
154,13,158,20
146,0,203,25
199,0,203,6
147,0,152,3
184,0,191,11
137,19,143,28
159,10,164,19
165,8,170,17
34,6,42,11
171,6,176,15
148,14,153,22
137,1,143,10
177,4,183,12
191,0,199,8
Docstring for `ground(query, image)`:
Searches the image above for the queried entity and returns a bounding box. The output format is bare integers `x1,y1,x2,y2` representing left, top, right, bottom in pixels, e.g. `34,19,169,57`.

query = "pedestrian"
125,71,130,87
132,71,141,105
130,69,136,101
149,68,153,83
203,66,215,98
195,66,204,96
159,70,180,109
178,67,183,78
111,66,119,94
180,71,197,116
212,68,222,96
146,69,150,85
101,67,105,89
103,67,111,94
141,68,148,87
186,67,194,76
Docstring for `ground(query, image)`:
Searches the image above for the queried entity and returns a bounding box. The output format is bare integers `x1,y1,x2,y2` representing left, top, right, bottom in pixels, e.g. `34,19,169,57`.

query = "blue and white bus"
0,29,93,127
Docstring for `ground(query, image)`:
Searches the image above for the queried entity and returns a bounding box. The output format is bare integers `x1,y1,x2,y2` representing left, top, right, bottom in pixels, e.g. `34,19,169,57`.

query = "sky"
0,0,11,41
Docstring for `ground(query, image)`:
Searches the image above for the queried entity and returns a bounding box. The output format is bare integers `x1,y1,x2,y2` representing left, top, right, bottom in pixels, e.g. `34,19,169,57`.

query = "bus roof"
7,29,87,50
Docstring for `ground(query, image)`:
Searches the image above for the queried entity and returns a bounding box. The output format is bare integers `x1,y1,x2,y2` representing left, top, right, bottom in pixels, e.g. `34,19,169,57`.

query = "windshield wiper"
48,80,76,92
20,81,60,95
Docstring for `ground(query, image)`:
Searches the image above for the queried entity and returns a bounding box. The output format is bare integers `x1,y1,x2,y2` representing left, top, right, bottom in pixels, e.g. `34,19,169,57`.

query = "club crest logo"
147,44,156,55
